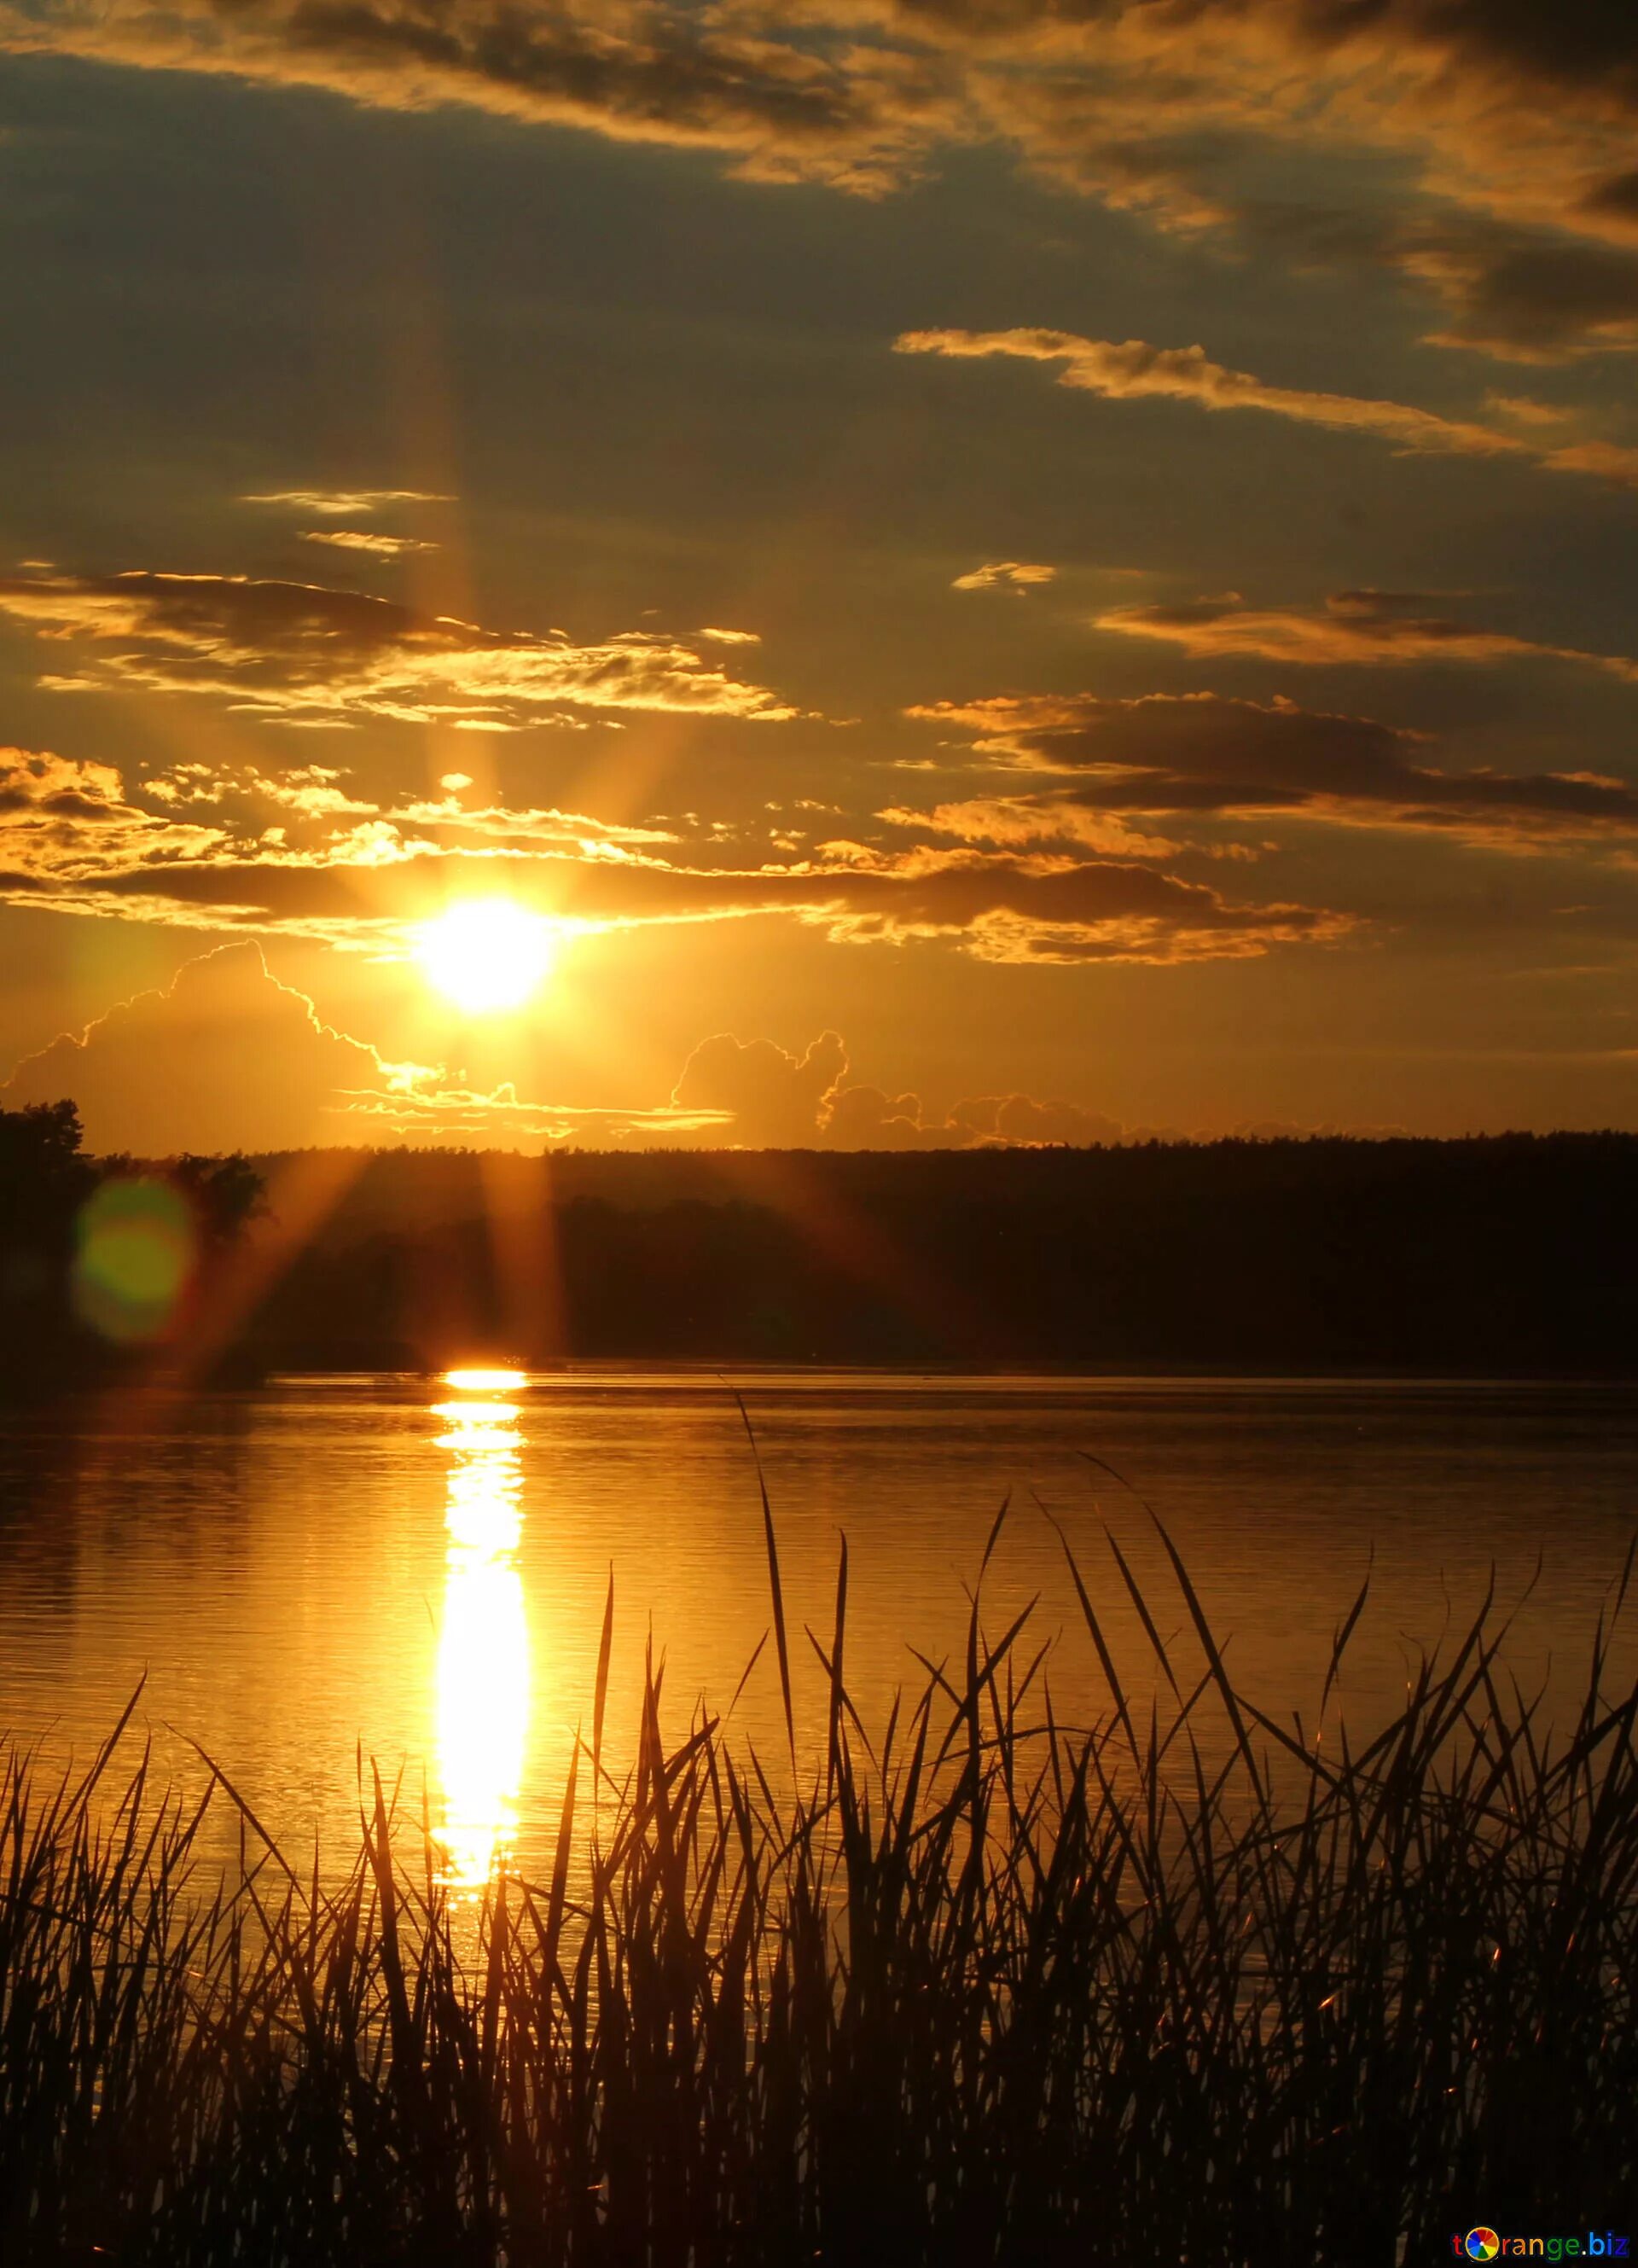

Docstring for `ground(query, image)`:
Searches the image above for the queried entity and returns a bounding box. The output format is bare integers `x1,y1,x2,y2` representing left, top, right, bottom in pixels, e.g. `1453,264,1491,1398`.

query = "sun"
416,899,555,1014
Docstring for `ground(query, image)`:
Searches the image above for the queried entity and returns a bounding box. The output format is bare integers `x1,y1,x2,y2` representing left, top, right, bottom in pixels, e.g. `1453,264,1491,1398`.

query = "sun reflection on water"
433,1371,531,1887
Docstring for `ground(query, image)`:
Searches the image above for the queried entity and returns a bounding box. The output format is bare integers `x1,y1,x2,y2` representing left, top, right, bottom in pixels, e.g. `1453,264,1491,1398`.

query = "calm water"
1,1371,1635,1887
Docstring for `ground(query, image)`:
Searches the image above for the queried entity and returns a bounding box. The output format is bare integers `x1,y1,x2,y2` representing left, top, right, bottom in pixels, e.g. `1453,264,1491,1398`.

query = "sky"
3,0,1638,1152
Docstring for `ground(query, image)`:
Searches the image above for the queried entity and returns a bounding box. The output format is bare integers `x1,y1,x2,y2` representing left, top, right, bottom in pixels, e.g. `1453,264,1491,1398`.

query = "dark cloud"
1411,231,1638,359
909,689,1638,843
881,0,1638,93
1581,169,1638,226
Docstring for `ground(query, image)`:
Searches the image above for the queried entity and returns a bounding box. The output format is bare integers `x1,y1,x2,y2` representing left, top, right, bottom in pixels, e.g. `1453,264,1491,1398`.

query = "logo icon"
1465,2235,1501,2262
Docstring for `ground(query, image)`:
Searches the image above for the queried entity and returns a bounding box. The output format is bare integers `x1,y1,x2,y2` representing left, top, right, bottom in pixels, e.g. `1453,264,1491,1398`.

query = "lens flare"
72,1178,196,1344
433,1384,531,1887
416,899,554,1014
444,1366,527,1393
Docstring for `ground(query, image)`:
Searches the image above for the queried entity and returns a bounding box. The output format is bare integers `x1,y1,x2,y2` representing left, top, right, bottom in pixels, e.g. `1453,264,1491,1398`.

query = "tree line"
4,1110,1633,1380
234,1129,1636,1375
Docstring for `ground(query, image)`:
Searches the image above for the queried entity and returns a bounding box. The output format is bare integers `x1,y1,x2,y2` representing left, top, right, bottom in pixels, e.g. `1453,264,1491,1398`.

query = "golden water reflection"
433,1373,531,1887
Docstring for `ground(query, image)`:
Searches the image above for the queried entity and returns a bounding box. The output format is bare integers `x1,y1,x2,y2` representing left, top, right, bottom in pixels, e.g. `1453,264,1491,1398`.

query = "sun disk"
417,900,554,1014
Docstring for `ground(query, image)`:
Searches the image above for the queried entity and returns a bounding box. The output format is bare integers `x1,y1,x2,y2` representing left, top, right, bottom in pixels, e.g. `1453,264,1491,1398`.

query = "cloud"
672,1029,851,1146
949,1092,1124,1148
241,489,453,515
0,826,1344,967
0,570,800,729
877,794,1182,857
671,1026,1124,1147
0,946,1134,1154
0,940,736,1152
299,530,439,558
893,327,1638,485
0,942,439,1153
148,759,379,819
0,745,229,881
952,560,1057,592
0,729,1344,964
383,785,679,848
13,1,1638,358
0,1,959,195
0,744,690,941
1391,221,1638,362
1095,589,1638,677
909,689,1638,845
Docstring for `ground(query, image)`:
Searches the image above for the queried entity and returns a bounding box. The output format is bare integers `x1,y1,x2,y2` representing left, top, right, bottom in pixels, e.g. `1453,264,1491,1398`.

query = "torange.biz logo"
1454,2234,1629,2260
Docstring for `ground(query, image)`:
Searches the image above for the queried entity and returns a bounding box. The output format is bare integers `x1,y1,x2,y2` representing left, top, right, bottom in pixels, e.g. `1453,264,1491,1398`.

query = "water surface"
1,1371,1635,1885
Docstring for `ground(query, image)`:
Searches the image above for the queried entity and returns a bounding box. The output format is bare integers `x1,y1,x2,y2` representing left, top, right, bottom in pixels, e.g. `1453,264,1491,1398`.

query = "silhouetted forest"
216,1130,1634,1375
4,1113,1634,1381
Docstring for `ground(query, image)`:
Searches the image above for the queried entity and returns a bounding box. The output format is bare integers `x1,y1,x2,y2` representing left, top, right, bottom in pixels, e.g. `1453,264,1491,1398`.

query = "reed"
3,1505,1637,2265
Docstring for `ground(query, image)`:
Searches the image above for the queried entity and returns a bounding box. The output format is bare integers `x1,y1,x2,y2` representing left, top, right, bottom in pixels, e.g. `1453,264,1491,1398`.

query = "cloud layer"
0,571,793,730
1,944,1134,1154
906,691,1638,846
12,0,1638,358
0,736,1339,964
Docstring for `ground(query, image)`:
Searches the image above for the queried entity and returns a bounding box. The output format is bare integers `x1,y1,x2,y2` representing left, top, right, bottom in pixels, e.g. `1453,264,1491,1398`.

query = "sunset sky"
3,0,1638,1152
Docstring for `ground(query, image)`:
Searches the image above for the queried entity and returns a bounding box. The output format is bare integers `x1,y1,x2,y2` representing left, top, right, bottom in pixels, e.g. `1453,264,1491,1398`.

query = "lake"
2,1370,1635,1890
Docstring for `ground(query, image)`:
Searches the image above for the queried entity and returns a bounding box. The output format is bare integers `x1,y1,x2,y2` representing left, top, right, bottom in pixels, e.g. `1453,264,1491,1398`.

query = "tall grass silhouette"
3,1499,1636,2265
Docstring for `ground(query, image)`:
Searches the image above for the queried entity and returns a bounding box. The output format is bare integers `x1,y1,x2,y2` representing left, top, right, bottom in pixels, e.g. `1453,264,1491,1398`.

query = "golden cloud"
1095,589,1638,677
299,531,439,558
0,750,1347,966
894,327,1638,484
951,560,1058,591
0,570,801,728
11,2,1638,353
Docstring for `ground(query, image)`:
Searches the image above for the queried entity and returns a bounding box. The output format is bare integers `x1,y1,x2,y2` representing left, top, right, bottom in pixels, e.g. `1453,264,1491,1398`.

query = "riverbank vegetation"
3,1509,1636,2264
